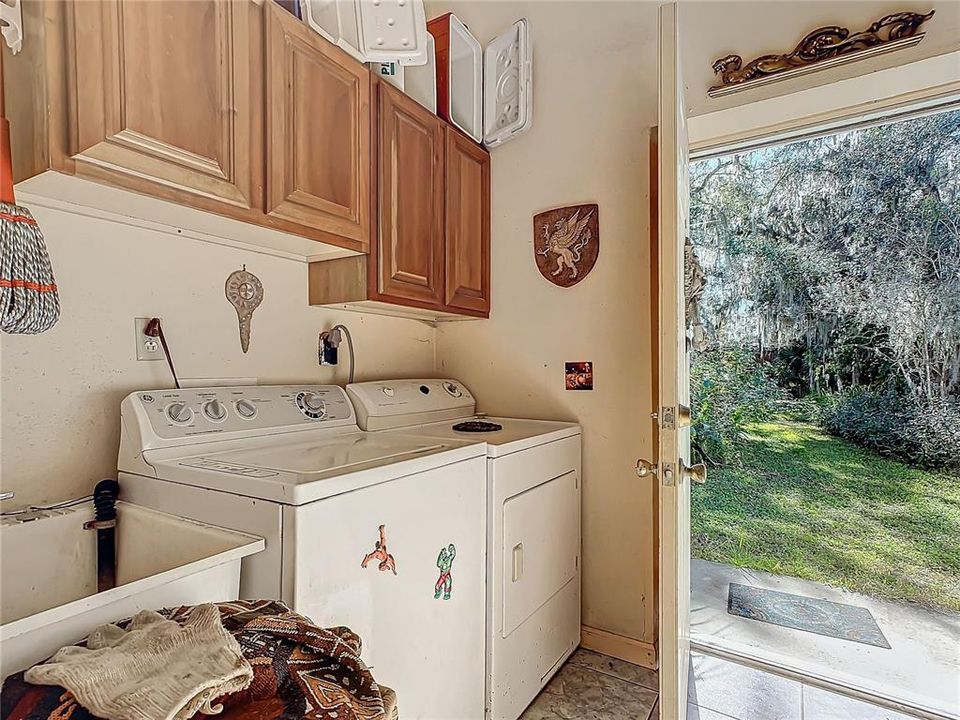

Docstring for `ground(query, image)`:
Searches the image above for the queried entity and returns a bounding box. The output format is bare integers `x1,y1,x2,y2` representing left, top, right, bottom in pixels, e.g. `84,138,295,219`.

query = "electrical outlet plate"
135,317,163,361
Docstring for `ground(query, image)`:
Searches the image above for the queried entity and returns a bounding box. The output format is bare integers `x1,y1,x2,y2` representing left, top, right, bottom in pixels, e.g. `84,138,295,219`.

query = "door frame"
656,4,691,719
674,47,960,720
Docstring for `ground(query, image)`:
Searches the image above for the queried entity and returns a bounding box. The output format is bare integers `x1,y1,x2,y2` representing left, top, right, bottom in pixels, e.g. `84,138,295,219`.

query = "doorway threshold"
691,633,955,720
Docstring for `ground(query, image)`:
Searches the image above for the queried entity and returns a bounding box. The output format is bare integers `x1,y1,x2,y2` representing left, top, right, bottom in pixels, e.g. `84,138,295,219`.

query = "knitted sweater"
24,604,252,720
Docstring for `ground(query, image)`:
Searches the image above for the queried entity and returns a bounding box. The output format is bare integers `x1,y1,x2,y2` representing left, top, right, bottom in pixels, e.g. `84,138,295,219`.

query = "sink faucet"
0,491,14,501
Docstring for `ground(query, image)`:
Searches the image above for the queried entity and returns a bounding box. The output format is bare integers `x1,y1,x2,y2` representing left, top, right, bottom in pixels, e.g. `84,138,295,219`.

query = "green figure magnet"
434,544,457,600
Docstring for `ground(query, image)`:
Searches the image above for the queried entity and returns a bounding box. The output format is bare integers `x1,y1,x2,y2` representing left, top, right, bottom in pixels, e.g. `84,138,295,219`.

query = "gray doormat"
727,583,891,648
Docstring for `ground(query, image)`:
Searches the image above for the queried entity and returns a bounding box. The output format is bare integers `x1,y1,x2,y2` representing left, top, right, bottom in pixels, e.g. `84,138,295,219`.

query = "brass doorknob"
682,459,707,484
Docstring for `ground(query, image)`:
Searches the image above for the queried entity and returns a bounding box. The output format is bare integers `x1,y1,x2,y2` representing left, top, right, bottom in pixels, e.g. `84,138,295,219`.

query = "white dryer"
347,380,582,720
117,384,486,720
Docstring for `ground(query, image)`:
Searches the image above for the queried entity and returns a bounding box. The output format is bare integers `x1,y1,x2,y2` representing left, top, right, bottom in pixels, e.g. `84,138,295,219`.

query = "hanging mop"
0,46,59,334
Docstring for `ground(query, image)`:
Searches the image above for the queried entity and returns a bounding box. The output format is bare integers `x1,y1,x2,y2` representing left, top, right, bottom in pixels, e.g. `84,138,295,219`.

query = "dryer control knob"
165,402,194,425
203,399,227,422
443,382,462,397
235,399,258,419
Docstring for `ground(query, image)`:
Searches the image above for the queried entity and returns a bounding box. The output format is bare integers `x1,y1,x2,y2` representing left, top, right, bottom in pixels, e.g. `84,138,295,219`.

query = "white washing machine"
117,384,487,720
346,380,582,720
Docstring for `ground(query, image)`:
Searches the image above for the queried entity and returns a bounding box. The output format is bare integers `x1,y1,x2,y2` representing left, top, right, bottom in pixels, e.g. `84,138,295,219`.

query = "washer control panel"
132,385,355,440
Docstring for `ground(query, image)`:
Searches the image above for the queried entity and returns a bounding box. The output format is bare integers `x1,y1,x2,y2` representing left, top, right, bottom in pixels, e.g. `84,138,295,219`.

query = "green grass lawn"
691,418,960,610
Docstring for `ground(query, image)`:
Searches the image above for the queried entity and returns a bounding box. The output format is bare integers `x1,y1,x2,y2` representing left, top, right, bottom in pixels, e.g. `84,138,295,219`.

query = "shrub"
820,389,960,470
691,347,787,466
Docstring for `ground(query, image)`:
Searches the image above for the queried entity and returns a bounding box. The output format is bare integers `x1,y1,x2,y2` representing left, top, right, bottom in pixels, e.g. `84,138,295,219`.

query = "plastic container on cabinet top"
403,33,437,112
428,13,483,142
483,18,532,147
300,0,365,62
428,14,533,147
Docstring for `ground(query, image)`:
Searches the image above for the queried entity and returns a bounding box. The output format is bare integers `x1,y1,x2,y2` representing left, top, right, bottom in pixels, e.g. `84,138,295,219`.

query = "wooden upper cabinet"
444,127,490,315
376,83,445,306
265,3,370,251
67,0,257,210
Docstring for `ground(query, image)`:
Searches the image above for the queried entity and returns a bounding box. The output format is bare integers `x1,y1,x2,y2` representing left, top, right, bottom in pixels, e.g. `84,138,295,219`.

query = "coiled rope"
0,201,60,333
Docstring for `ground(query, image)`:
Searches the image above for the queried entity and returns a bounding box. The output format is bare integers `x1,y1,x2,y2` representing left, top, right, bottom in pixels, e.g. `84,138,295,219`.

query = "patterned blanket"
2,601,396,720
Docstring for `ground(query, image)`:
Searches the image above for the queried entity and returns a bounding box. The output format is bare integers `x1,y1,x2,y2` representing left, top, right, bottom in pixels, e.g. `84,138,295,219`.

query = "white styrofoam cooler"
302,0,429,66
0,502,264,680
428,14,533,146
483,19,533,147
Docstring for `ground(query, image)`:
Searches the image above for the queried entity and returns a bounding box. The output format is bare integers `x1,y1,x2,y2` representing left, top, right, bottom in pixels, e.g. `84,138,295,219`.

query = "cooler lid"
356,0,429,66
483,19,532,147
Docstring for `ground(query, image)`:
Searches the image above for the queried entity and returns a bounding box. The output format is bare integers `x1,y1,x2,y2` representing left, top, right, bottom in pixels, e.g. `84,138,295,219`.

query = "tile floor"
520,649,926,720
519,648,659,720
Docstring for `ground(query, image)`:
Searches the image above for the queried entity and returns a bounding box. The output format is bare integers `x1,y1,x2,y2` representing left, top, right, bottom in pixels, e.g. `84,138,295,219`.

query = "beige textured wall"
427,0,661,645
0,204,437,506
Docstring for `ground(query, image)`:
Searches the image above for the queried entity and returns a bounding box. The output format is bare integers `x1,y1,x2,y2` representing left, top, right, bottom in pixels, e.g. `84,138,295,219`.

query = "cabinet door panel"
377,84,444,305
266,4,370,248
69,0,255,209
444,129,490,314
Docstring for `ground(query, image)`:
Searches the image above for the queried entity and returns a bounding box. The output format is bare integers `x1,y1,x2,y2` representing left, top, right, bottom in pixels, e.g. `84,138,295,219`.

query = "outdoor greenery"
821,389,960,471
690,347,785,466
691,110,960,410
691,417,960,610
688,109,960,608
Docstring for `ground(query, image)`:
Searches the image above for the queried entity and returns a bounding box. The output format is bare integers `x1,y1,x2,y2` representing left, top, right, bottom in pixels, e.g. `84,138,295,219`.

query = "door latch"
636,459,677,486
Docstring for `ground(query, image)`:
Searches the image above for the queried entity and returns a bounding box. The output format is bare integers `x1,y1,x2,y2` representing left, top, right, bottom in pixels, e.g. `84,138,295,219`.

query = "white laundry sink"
0,501,264,680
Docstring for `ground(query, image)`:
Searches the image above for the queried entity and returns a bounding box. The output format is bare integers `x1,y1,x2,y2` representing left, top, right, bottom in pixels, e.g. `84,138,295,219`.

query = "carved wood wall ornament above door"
534,204,599,288
709,10,935,96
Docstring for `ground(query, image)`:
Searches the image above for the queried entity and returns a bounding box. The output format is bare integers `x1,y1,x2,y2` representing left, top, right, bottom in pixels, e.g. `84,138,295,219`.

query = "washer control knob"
165,402,194,425
235,399,258,419
296,391,326,420
203,399,227,422
381,386,395,397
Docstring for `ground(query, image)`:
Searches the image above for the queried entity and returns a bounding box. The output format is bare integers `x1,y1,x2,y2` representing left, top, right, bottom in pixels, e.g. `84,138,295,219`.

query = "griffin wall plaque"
534,204,599,288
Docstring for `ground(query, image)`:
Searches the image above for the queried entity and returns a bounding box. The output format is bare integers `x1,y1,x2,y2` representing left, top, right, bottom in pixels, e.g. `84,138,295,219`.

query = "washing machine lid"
406,417,580,457
146,431,484,504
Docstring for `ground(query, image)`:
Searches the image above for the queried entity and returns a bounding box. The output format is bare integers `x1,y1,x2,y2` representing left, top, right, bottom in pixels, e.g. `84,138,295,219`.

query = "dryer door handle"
512,542,523,582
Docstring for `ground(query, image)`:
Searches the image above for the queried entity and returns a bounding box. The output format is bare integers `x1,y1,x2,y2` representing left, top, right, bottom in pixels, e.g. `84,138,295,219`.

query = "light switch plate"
135,317,163,361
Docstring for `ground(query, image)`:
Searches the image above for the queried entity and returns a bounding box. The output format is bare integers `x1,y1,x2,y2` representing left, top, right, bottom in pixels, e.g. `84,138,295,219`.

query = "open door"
656,3,696,719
